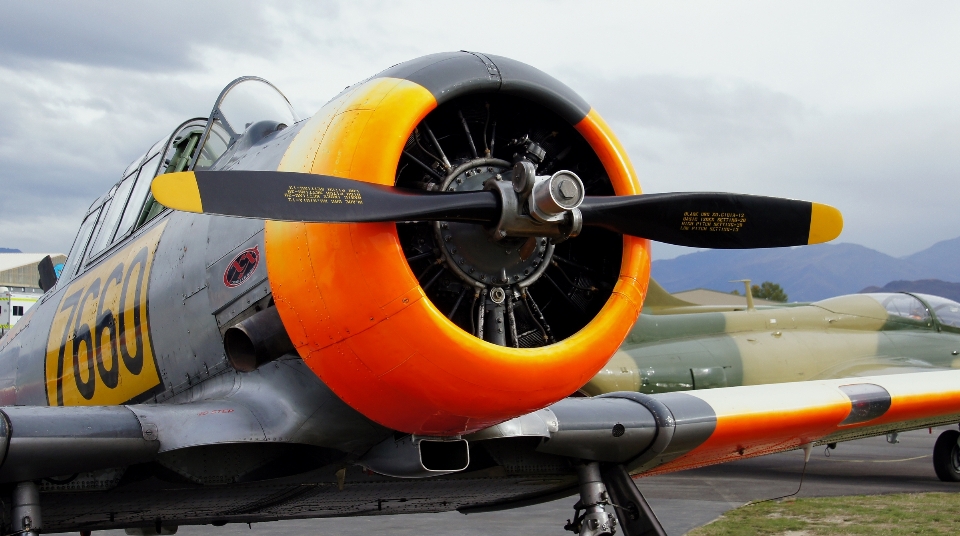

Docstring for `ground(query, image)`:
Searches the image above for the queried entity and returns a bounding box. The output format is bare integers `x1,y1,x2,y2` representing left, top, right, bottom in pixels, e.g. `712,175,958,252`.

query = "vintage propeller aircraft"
585,279,960,482
1,52,959,536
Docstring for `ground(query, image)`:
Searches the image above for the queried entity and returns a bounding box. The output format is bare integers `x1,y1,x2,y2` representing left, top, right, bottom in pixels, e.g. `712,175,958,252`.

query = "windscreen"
914,294,960,329
192,77,298,170
217,79,298,137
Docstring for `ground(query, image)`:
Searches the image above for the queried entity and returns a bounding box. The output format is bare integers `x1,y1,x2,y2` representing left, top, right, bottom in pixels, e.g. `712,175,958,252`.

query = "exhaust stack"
224,306,296,372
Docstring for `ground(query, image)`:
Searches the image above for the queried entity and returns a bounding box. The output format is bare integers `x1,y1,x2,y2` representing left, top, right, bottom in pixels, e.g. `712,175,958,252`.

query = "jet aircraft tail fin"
641,278,697,312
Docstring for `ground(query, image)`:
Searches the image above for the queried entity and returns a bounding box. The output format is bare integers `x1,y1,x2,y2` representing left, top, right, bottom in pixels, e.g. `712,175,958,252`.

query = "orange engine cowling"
264,52,649,435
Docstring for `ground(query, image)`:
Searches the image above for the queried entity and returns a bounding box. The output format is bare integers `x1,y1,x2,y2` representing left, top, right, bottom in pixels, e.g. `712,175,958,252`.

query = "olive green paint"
584,286,960,396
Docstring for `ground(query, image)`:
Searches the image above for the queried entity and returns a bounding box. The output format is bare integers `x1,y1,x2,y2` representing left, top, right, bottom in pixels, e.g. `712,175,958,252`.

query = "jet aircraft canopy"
865,292,960,330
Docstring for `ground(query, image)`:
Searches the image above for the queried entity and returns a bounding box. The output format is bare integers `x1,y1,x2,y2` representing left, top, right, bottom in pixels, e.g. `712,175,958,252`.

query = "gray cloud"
0,65,219,252
0,1,350,253
0,1,324,72
581,75,806,155
576,74,960,258
1,1,958,264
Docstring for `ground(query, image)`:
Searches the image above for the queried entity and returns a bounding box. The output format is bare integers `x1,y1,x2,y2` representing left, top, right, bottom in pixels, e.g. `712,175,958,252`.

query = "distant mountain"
652,239,960,302
902,236,960,281
861,280,960,302
0,248,22,253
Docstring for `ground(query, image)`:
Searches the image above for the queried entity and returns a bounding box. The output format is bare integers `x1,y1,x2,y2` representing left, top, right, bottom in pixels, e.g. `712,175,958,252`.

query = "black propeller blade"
152,170,499,224
152,171,842,248
578,192,842,249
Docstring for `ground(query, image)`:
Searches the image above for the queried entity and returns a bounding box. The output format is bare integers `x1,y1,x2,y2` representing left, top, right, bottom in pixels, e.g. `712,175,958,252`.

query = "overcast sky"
1,1,958,260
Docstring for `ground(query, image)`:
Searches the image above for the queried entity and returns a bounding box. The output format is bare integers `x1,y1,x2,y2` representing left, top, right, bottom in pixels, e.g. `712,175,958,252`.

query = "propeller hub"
433,159,554,288
530,170,585,223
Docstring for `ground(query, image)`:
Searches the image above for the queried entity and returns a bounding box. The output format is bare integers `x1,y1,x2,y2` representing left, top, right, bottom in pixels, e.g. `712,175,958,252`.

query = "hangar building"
0,253,66,335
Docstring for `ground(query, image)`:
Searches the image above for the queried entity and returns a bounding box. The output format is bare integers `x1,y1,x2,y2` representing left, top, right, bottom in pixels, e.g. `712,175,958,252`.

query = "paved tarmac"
103,426,960,536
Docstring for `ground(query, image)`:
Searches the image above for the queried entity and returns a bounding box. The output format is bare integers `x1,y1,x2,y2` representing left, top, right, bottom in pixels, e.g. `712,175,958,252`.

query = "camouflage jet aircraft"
585,279,960,482
0,52,958,536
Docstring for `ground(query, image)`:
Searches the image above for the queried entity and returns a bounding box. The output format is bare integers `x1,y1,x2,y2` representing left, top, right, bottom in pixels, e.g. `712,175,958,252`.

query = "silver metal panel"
215,279,272,329
128,357,389,455
206,230,267,314
598,392,676,472
536,397,658,463
129,401,266,452
8,282,63,405
0,406,158,482
215,119,307,173
465,408,556,440
144,212,214,400
470,397,660,463
0,343,18,405
624,391,717,473
594,391,717,473
1,405,145,439
161,362,238,404
652,391,717,458
228,357,390,455
147,213,254,403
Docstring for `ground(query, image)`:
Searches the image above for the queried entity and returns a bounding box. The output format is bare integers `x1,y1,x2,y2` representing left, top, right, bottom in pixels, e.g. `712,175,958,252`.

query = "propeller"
152,170,842,249
578,192,842,249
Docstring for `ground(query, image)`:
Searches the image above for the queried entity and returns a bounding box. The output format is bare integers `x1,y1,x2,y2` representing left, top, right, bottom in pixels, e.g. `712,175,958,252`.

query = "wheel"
933,429,960,482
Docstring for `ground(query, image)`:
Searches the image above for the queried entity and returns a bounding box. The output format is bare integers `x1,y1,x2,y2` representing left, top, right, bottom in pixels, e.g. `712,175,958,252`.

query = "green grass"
687,492,960,535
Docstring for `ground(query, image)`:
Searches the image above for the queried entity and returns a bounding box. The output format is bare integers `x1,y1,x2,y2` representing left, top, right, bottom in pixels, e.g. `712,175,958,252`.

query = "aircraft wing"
0,358,387,484
639,369,960,476
0,400,273,483
473,369,960,477
4,368,959,488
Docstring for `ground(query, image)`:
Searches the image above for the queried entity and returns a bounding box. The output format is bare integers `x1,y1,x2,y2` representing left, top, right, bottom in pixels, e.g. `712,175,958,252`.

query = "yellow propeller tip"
808,203,843,244
151,171,203,213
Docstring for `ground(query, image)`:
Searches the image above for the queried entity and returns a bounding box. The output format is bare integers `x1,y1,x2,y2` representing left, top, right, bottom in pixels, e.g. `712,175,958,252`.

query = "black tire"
933,429,960,482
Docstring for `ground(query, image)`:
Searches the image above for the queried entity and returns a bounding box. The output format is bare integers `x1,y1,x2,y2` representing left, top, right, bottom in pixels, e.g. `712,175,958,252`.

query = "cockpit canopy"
207,77,299,150
56,78,297,290
863,292,960,330
161,76,300,174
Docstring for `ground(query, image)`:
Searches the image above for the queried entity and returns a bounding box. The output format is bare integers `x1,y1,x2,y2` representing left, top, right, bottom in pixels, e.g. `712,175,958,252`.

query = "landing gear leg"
565,462,618,536
12,481,42,535
933,429,960,482
600,463,667,536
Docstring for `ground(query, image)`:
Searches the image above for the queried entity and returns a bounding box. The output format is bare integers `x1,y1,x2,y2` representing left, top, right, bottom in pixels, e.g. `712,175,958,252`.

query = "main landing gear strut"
565,462,666,536
12,481,42,535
